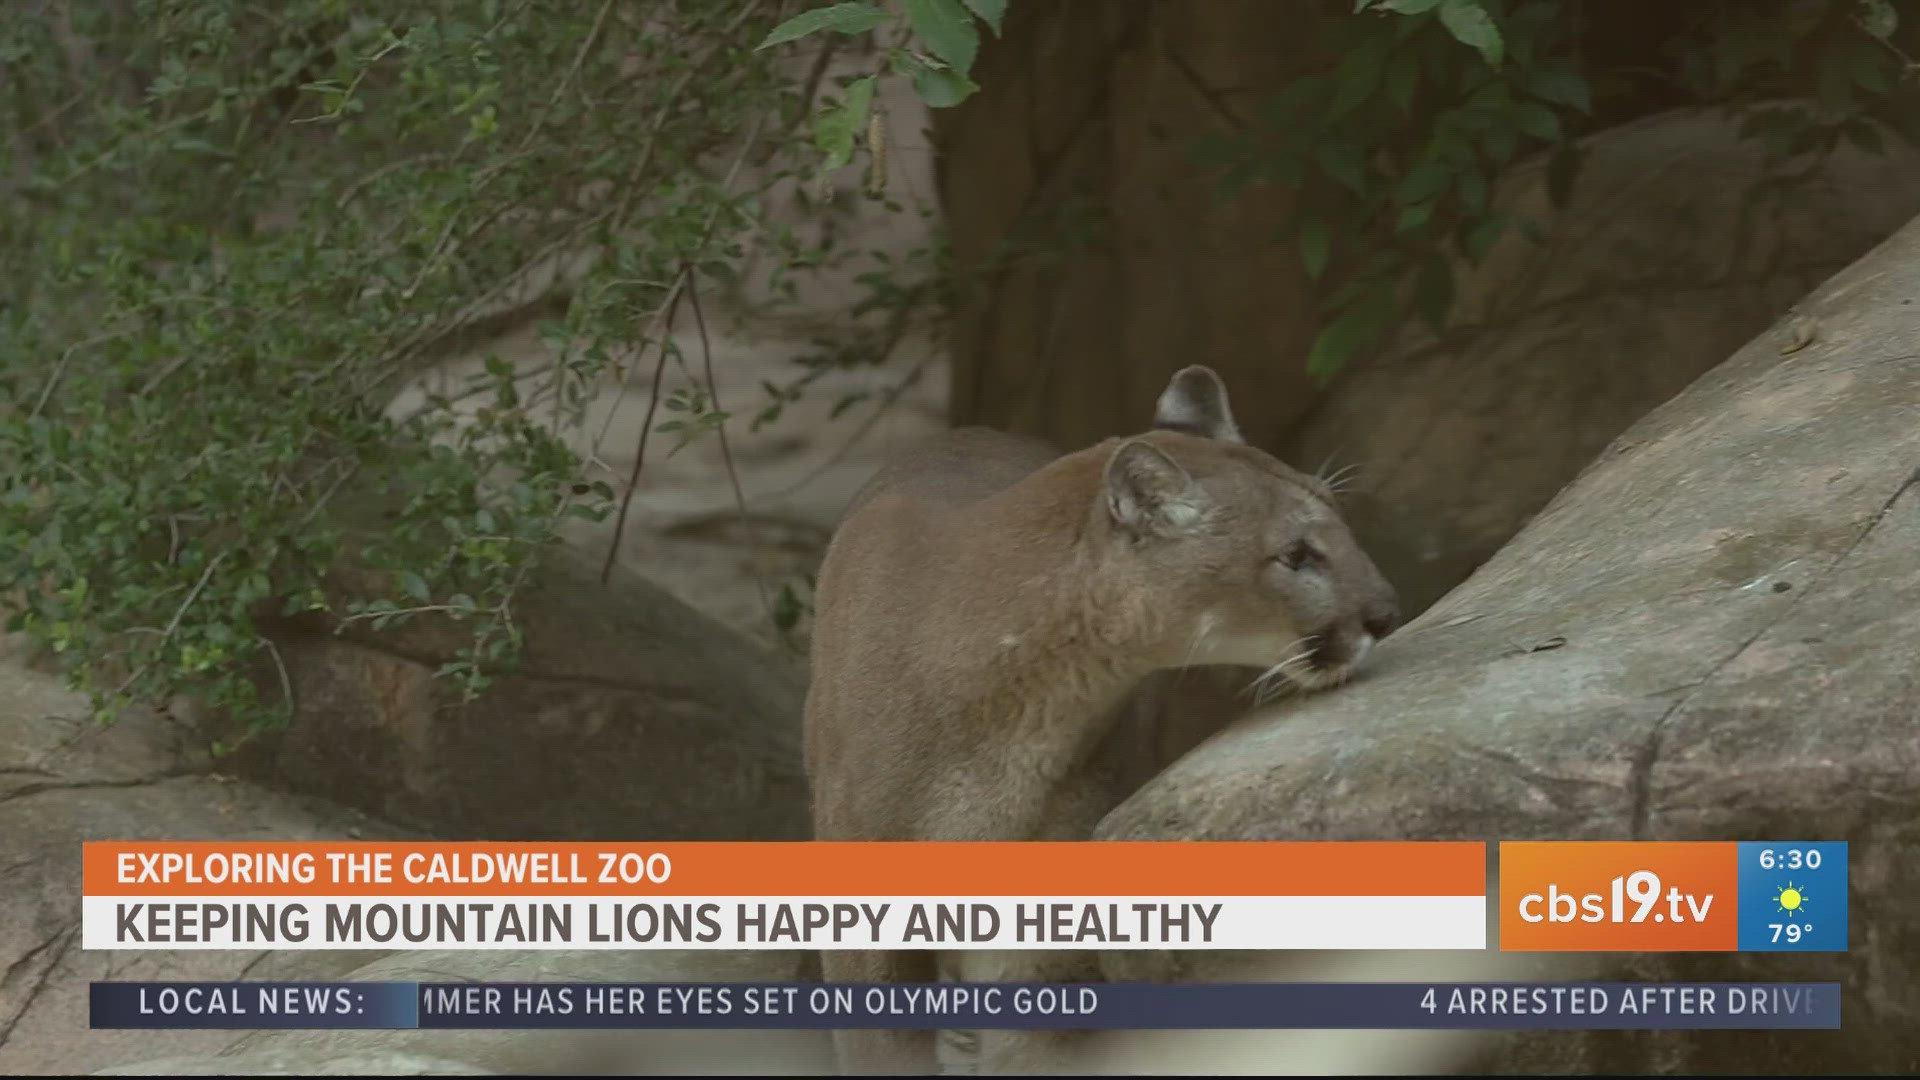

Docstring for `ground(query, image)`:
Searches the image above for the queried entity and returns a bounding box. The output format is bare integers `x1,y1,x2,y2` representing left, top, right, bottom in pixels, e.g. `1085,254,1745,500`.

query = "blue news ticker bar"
90,981,1838,1031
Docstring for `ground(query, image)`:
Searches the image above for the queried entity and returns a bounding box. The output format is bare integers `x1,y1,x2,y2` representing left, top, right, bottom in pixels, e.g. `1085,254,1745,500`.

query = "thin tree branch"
685,261,775,624
599,289,685,585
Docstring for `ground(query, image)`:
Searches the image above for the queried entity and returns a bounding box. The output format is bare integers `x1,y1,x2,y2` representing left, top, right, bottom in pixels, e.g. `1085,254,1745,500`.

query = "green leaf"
1430,123,1475,167
813,75,877,171
904,0,979,74
1306,306,1382,381
961,0,1007,34
1484,122,1517,163
1437,0,1503,67
1330,37,1388,117
1380,0,1444,12
893,50,979,107
1463,215,1508,260
1298,217,1332,280
1514,101,1561,142
1396,201,1433,232
1387,59,1419,112
1394,160,1450,204
920,65,979,107
1314,143,1366,192
1457,166,1487,213
757,3,887,50
1527,59,1591,112
1859,0,1898,40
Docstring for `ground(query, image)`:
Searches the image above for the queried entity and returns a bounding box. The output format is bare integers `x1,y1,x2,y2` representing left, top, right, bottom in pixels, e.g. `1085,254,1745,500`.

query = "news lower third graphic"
83,839,1848,953
81,839,1852,1034
89,981,1840,1031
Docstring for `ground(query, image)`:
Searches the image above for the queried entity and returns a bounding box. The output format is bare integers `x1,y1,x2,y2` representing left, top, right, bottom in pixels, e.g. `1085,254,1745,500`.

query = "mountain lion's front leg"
957,947,1103,1075
824,947,939,1075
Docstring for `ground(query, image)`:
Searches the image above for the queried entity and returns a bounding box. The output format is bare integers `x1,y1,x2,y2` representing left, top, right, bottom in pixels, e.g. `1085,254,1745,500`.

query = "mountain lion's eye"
1277,541,1323,571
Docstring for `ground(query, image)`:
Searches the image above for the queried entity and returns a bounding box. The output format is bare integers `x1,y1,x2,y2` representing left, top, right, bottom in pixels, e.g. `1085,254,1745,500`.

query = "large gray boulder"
1095,213,1920,1073
226,543,809,842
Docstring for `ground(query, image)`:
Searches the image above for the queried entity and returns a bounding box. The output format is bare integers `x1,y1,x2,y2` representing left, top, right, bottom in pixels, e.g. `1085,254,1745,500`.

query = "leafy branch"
756,0,1005,182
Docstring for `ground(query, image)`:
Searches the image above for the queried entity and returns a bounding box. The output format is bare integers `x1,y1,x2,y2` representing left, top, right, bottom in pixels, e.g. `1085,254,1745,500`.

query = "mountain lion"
804,366,1399,1074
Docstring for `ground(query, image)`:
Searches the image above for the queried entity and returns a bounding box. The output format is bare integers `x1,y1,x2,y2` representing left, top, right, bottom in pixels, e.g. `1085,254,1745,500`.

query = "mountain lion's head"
1095,366,1399,692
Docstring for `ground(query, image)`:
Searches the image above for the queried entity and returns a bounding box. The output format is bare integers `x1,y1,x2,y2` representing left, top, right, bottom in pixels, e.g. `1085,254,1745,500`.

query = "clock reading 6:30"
1757,848,1823,871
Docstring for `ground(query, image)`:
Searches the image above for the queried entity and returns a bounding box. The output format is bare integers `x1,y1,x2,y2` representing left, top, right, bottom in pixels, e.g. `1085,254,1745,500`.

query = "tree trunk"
934,0,1327,451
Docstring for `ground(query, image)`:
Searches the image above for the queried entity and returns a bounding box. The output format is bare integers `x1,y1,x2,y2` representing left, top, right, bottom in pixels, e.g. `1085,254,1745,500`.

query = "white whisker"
1241,647,1315,704
1172,621,1212,683
1254,668,1307,707
1321,462,1365,495
1181,623,1210,667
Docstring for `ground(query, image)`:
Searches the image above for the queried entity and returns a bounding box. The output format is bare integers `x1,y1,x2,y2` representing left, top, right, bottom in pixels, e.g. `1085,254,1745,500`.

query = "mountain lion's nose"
1362,603,1399,640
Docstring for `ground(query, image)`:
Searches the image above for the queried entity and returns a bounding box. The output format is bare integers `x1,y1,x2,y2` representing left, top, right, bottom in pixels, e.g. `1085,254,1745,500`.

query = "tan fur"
803,368,1398,1075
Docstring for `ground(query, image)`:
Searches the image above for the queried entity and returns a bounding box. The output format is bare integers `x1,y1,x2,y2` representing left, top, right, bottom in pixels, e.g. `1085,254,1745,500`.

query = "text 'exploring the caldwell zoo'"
81,840,1486,951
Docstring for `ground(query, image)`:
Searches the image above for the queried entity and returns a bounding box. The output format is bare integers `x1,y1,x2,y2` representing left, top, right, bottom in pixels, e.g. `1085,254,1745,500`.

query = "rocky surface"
0,668,399,1077
1096,213,1920,1073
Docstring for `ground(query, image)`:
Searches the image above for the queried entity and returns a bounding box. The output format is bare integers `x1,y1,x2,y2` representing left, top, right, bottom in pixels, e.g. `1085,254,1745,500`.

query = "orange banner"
83,841,1486,898
1498,842,1738,951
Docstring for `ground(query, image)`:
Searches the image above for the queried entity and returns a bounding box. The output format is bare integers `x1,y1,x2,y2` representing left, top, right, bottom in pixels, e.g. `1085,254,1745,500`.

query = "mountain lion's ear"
1153,365,1243,443
1105,439,1207,537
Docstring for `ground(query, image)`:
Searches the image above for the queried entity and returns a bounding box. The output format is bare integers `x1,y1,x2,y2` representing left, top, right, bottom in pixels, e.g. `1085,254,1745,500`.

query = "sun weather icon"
1774,881,1808,920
